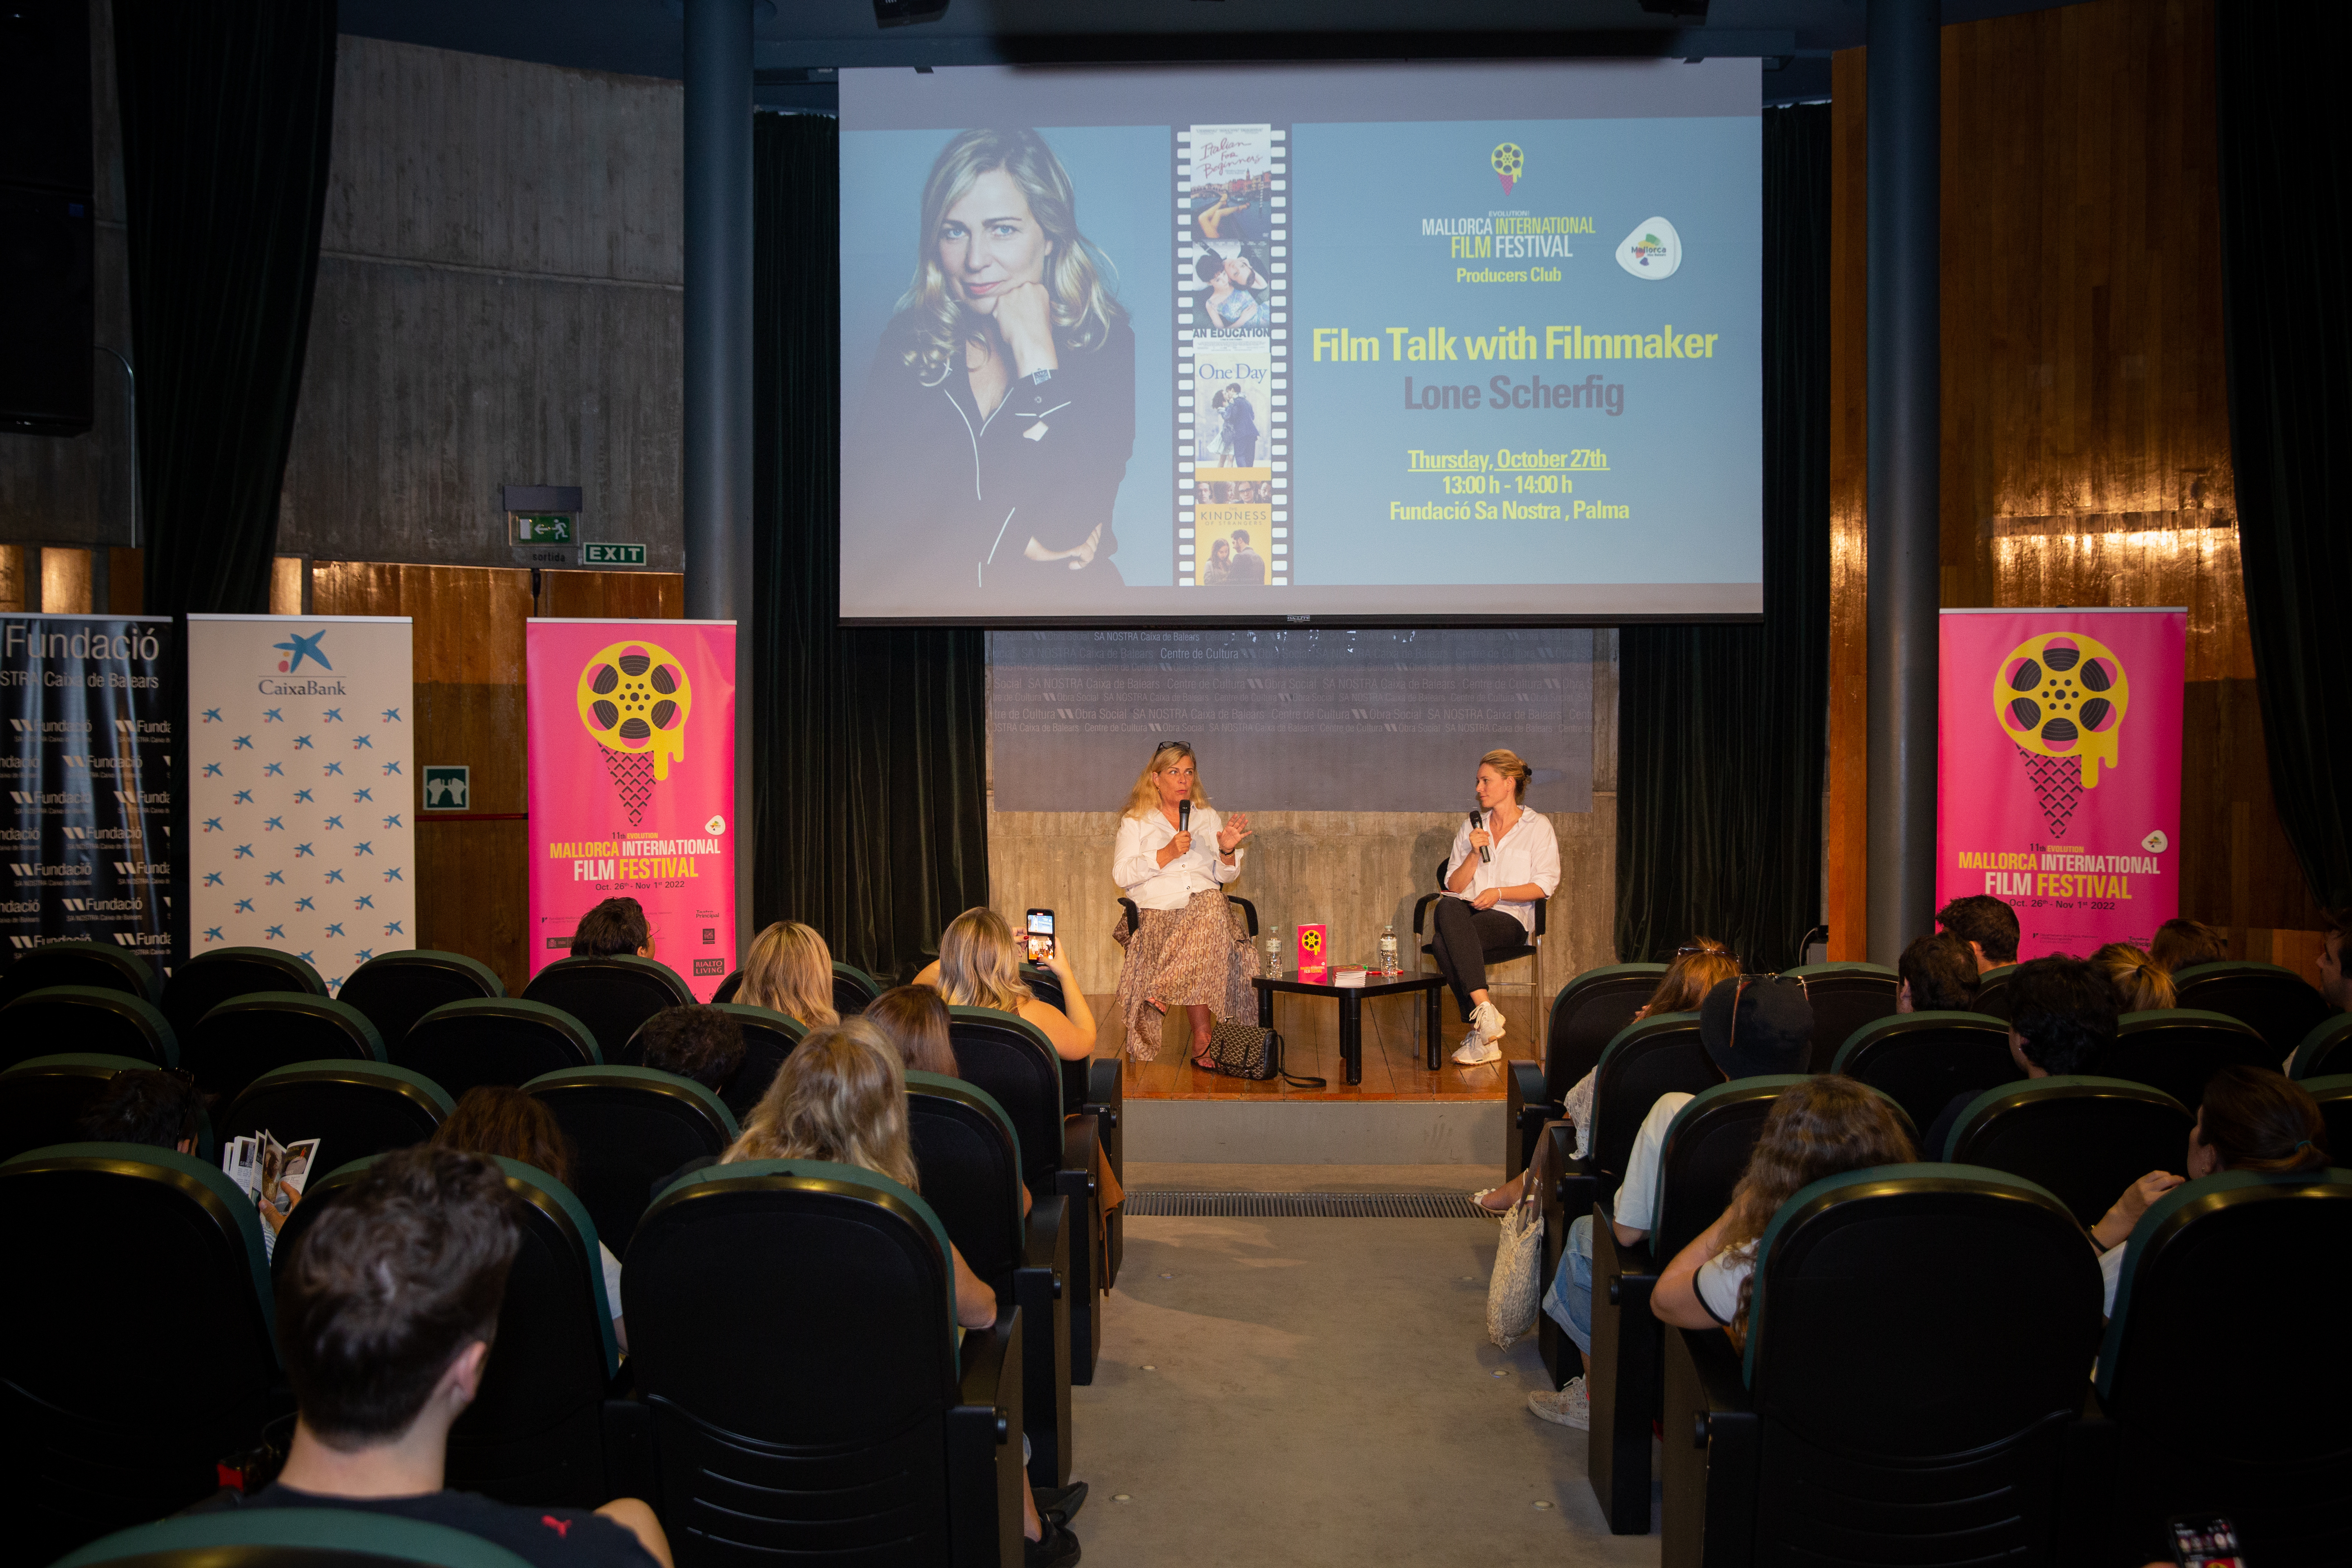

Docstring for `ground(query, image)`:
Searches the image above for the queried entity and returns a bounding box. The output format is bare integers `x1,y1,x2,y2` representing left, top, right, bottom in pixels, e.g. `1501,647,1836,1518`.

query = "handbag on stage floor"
1205,1018,1326,1088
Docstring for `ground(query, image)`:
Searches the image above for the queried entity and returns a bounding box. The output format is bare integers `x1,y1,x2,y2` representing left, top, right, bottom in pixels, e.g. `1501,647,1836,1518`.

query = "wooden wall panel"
537,570,684,620
1826,47,1870,961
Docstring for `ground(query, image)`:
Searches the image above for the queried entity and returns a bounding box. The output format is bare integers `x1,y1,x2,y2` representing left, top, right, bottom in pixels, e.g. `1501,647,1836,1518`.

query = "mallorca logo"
1491,143,1525,196
274,630,331,674
1614,216,1683,281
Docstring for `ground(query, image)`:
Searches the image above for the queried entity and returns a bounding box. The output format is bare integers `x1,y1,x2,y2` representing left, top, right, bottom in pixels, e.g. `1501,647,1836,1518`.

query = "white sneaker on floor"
1528,1376,1589,1430
1452,1024,1501,1065
1471,1000,1508,1047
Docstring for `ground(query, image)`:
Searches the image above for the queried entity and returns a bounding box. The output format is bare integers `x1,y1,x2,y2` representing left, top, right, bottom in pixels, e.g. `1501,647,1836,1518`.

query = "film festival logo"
1491,142,1524,196
1995,631,2131,839
576,641,693,829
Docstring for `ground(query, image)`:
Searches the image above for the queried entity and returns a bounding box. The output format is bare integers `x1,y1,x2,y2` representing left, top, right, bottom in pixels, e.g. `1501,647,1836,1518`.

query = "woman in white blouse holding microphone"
1436,748,1561,1065
1111,739,1258,1069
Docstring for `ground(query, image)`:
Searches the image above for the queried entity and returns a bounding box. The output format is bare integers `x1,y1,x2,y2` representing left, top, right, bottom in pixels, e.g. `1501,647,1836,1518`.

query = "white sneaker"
1451,1022,1499,1065
1471,1000,1508,1047
1528,1376,1589,1429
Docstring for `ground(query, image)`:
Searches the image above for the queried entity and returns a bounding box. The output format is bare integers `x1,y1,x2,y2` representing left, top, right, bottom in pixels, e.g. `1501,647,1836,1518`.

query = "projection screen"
838,60,1760,625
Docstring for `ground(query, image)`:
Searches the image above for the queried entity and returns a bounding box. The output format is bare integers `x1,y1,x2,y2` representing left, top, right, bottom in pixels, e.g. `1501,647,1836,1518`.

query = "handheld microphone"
1178,800,1192,833
1471,808,1491,864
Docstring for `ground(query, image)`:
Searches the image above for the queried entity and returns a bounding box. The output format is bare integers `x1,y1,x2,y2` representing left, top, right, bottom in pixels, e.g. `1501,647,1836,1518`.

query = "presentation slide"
839,61,1759,625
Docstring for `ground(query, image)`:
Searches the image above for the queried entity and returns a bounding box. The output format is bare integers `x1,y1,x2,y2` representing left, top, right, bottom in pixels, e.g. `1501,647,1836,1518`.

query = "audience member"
721,1020,1081,1565
78,1068,302,1236
223,1145,670,1566
866,984,961,1077
1920,954,2117,1158
1474,937,1739,1214
1651,1076,1919,1345
1527,974,1813,1429
633,1004,746,1093
2149,917,2228,973
915,907,1098,1062
2320,911,2351,1013
736,920,841,1028
431,1087,627,1354
570,898,654,959
1935,894,2020,972
2087,1065,2330,1314
1897,931,1981,1013
2094,943,2176,1013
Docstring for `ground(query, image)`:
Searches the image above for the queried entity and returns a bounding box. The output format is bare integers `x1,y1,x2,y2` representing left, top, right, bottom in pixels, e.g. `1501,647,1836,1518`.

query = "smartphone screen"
2169,1515,2244,1568
1025,908,1055,962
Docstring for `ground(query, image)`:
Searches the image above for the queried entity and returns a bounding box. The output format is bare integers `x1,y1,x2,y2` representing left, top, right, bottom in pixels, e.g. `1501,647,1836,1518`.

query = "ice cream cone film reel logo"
1491,143,1524,196
577,641,692,828
1993,631,2129,838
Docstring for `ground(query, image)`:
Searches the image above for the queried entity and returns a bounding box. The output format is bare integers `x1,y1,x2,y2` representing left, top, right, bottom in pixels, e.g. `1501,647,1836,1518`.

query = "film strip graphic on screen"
1177,122,1289,589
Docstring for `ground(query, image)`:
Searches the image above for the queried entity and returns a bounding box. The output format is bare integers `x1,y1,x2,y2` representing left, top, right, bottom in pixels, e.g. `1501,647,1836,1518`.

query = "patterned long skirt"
1112,888,1262,1060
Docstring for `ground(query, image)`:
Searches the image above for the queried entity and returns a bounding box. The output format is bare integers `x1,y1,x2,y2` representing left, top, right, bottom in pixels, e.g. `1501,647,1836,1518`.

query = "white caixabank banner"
189,615,415,994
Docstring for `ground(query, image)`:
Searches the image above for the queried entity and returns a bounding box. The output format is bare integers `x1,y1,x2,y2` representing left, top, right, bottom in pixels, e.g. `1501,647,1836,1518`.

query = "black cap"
1698,976,1814,1078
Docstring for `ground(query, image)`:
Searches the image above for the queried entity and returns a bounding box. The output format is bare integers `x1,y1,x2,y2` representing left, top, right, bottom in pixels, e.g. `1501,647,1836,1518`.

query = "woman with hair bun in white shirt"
1111,740,1259,1070
1435,749,1561,1065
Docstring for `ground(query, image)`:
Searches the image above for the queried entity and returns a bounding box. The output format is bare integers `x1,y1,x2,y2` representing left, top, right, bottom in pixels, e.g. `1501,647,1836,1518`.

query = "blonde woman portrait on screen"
844,127,1136,601
736,921,840,1029
1108,740,1259,1069
913,907,1097,1062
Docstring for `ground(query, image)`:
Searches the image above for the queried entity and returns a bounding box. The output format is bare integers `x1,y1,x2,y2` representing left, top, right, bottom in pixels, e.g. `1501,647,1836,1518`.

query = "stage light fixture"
873,0,950,26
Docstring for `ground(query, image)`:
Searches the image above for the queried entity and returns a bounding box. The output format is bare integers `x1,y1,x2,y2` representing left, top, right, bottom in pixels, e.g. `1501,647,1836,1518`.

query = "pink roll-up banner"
527,620,737,1000
1938,607,2186,961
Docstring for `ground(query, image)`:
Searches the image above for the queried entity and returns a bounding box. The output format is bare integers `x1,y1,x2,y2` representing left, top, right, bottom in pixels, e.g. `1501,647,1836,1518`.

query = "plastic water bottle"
1379,923,1400,976
1265,928,1283,976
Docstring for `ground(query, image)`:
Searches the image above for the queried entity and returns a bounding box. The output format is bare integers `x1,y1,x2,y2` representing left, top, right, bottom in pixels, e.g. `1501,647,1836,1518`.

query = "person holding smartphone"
1110,740,1257,1069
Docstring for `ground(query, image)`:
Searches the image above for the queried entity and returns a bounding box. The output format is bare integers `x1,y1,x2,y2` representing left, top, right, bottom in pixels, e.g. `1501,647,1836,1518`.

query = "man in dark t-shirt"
223,1146,669,1568
1922,954,2115,1159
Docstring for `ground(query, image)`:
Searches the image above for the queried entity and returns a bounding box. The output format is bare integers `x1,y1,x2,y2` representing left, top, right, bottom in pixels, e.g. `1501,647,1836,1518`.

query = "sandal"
1191,1050,1217,1071
1470,1187,1512,1218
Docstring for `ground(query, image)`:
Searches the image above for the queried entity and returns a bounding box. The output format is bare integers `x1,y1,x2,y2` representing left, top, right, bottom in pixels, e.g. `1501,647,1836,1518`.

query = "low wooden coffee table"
1252,971,1448,1085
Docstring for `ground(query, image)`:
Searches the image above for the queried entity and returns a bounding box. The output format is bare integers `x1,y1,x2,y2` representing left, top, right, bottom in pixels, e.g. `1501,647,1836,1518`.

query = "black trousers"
1429,896,1528,1017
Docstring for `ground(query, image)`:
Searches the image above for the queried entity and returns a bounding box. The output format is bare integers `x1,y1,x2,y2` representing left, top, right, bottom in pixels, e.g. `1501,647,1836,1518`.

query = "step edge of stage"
1123,1095,1501,1166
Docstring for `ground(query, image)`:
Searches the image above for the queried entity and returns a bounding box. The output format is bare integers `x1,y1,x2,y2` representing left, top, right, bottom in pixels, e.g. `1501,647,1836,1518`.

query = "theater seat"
54,1510,537,1568
1829,1010,2016,1134
278,1155,634,1512
1661,1166,2107,1567
2306,1074,2352,1163
2097,1166,2352,1564
833,959,884,1016
335,949,506,1054
907,1070,1072,1490
1944,1076,2194,1226
1020,961,1065,1015
161,947,325,1044
2096,1008,2274,1112
1586,1074,1810,1535
0,1143,282,1562
700,1001,803,1118
1504,962,1665,1180
2169,960,2334,1057
0,940,156,1009
185,993,385,1103
1971,962,2018,1021
0,985,177,1071
0,1054,185,1162
1782,962,1900,1071
2288,1013,2352,1080
950,1005,1109,1386
626,1159,1026,1567
521,956,692,1067
393,999,599,1099
524,1065,737,1252
710,968,742,1002
221,1060,454,1172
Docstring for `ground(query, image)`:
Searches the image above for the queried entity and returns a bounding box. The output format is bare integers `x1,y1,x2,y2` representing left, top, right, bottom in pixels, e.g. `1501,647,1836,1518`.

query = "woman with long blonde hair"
1108,740,1257,1069
843,126,1135,601
736,920,840,1029
913,907,1096,1062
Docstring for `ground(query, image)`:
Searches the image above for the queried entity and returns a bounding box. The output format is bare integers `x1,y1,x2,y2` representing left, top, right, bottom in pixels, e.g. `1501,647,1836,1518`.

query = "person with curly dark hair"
1897,931,1981,1013
1920,953,2117,1157
1935,893,2020,971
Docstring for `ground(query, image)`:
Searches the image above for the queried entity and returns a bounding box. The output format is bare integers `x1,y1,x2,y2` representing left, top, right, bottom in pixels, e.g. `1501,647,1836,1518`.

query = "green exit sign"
583,542,647,567
512,514,574,544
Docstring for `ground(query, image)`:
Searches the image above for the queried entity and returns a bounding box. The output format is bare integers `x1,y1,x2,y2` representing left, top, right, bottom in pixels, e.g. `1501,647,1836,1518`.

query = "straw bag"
1486,1198,1545,1348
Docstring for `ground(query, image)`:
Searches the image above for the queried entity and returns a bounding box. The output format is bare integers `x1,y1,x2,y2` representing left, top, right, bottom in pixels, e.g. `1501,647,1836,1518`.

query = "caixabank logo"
261,628,348,696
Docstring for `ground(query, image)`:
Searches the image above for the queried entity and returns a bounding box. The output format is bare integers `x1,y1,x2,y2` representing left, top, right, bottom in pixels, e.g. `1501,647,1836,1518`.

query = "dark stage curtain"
2215,7,2352,911
752,112,990,982
1615,105,1833,970
113,0,336,616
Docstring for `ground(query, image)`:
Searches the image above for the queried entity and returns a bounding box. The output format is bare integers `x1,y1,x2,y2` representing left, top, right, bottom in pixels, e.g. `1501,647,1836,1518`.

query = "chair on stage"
1970,962,2019,1021
907,1070,1073,1490
2168,960,2334,1059
0,941,155,1009
1782,962,1899,1070
1413,863,1542,1068
2096,1167,2352,1563
1584,1074,1813,1535
1661,1166,2107,1567
1505,962,1665,1183
53,1512,536,1568
521,956,692,1070
833,960,885,1017
0,1054,189,1163
1828,1011,2016,1136
160,947,324,1045
525,1065,737,1252
0,1143,283,1562
0,986,177,1073
393,998,600,1100
626,1160,1027,1567
221,1060,453,1173
2096,1009,2275,1113
1943,1076,2194,1227
335,950,506,1057
2288,1013,2352,1080
183,993,385,1103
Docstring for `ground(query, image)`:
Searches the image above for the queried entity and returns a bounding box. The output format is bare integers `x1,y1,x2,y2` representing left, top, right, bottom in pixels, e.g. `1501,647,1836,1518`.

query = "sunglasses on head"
1676,942,1732,959
1152,740,1191,757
